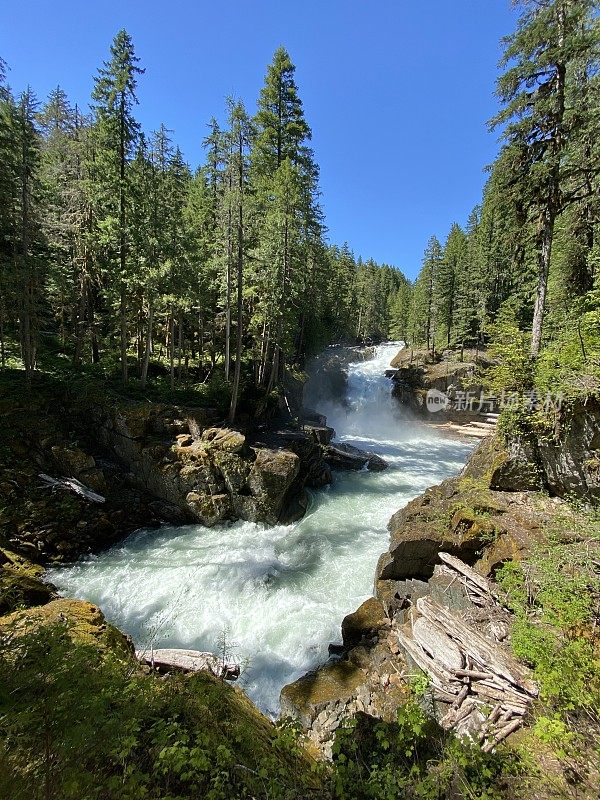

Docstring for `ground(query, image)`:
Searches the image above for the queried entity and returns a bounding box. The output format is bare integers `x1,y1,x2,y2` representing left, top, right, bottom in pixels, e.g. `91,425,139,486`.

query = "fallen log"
433,688,459,704
416,597,538,696
482,718,522,752
394,629,459,694
452,683,470,710
453,668,494,681
412,616,464,672
438,552,498,601
39,473,106,504
440,699,476,730
487,704,503,725
470,682,519,705
136,648,240,680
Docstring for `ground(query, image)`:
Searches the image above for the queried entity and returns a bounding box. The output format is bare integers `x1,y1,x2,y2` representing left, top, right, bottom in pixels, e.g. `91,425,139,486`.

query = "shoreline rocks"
279,421,591,757
1,371,391,564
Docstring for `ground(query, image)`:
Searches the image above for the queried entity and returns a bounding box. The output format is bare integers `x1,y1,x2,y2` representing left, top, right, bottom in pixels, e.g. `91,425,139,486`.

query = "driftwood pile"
394,552,537,752
136,647,240,681
38,473,106,504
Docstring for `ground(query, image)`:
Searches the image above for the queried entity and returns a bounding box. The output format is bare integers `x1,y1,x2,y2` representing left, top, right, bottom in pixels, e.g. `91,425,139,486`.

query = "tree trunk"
177,312,183,383
120,284,128,384
0,298,5,368
169,308,175,390
140,300,153,389
531,209,555,356
530,8,566,357
225,172,233,382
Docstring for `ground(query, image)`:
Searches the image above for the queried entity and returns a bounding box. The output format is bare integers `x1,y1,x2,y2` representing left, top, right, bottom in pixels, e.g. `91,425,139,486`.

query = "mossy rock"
182,670,324,791
342,597,388,649
0,548,45,577
115,404,156,439
51,445,96,476
0,565,56,615
200,427,246,453
280,660,367,728
0,598,132,657
186,491,231,526
213,451,252,494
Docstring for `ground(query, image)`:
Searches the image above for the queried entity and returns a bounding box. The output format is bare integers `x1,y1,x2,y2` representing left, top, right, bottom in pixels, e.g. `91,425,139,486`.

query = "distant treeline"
0,37,406,419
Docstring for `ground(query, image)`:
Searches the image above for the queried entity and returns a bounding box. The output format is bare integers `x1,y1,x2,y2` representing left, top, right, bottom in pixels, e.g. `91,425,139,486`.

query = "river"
47,343,473,717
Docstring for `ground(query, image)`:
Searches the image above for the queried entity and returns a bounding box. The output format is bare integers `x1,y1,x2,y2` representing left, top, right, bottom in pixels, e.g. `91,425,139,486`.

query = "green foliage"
485,302,533,394
330,699,523,800
496,534,600,717
0,37,409,415
532,715,575,760
0,619,325,800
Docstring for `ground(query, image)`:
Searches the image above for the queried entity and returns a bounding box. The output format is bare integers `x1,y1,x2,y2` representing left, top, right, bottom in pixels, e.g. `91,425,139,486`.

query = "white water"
47,343,472,717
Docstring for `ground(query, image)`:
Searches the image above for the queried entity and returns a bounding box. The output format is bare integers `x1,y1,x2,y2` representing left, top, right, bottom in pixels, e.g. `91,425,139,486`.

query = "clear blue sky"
1,0,517,279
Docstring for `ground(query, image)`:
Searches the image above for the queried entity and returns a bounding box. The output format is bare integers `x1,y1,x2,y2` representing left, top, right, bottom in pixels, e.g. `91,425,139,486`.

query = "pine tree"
38,88,92,355
388,276,413,343
410,237,442,353
251,48,322,389
0,58,14,366
226,100,253,422
12,89,46,378
91,29,144,382
252,47,313,181
437,223,466,348
492,0,600,356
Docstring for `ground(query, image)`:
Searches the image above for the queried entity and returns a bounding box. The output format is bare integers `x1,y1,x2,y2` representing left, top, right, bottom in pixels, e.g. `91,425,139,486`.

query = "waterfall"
47,343,473,717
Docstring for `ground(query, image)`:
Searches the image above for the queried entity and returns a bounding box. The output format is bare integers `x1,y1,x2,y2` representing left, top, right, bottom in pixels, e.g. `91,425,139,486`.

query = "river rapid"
48,343,473,717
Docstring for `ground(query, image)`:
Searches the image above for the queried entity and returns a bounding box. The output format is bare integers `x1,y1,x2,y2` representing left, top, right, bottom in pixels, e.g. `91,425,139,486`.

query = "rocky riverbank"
279,400,600,773
0,369,389,611
387,347,486,411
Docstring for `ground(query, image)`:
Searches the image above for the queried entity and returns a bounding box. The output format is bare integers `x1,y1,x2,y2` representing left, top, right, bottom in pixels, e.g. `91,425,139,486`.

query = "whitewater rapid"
47,343,473,716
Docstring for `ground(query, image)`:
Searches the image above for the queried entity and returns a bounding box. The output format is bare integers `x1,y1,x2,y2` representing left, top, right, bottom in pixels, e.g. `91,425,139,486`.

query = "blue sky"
1,0,517,279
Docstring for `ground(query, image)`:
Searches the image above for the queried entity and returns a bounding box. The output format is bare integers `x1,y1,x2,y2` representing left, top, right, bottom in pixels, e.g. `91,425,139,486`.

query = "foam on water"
47,343,473,716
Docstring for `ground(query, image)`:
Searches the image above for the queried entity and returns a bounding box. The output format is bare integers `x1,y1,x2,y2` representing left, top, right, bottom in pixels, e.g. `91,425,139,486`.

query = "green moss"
341,598,387,648
0,598,132,656
0,568,55,615
281,661,366,714
0,601,325,800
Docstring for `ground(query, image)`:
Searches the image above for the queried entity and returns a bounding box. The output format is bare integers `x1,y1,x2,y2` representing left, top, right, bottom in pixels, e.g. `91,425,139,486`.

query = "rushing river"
48,343,473,716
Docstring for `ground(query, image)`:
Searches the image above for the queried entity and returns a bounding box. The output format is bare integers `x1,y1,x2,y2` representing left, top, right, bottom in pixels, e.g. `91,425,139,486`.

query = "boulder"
490,439,543,491
366,453,387,471
280,660,367,728
247,449,301,524
537,397,600,501
186,492,231,526
213,451,252,494
0,549,56,615
303,425,335,446
0,598,132,656
51,445,96,476
200,427,246,454
324,443,388,472
341,597,389,649
374,476,538,593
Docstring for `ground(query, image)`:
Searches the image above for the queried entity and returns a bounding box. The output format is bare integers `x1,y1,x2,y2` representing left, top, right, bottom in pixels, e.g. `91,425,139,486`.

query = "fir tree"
91,29,144,383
